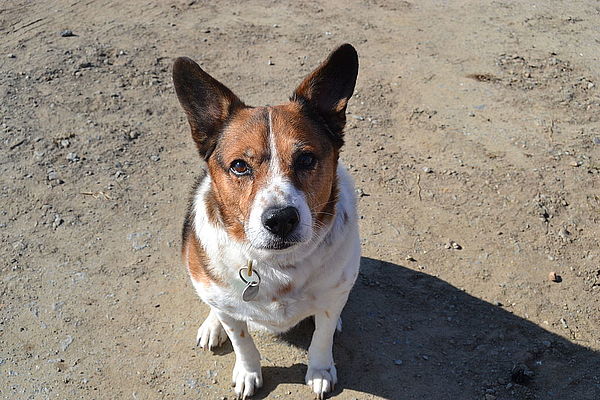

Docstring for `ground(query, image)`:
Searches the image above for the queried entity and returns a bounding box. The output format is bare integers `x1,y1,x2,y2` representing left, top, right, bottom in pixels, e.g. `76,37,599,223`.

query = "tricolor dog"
173,44,360,399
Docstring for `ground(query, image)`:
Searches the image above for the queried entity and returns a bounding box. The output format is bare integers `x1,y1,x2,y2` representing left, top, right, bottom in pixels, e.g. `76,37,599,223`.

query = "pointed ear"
173,57,244,159
292,44,358,146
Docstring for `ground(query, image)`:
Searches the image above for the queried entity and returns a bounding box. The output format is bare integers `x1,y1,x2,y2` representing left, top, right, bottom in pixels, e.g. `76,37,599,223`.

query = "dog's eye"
230,160,251,176
295,152,317,171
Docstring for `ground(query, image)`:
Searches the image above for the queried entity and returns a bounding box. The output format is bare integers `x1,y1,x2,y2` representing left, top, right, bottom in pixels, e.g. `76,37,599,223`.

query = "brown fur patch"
277,282,294,296
204,188,222,226
184,228,223,286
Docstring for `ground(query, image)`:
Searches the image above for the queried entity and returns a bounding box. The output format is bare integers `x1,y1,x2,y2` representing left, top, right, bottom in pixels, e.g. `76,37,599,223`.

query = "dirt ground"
1,1,599,399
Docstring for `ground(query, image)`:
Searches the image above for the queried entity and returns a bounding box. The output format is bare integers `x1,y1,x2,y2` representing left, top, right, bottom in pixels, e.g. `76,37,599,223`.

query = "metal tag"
239,263,261,302
242,282,259,301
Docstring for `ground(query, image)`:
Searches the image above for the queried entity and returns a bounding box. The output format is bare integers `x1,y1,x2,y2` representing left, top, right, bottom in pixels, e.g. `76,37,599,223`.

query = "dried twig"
80,191,112,200
415,173,422,201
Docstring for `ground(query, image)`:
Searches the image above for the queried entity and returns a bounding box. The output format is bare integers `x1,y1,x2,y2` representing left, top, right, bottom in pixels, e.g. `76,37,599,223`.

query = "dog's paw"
232,362,262,399
196,315,227,350
305,364,337,399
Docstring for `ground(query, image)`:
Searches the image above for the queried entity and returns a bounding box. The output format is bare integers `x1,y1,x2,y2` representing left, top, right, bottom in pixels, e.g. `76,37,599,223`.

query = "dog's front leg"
216,312,262,399
306,297,348,399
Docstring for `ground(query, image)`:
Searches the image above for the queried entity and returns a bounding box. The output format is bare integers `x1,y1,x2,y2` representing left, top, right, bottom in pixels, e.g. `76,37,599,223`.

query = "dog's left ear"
292,44,359,146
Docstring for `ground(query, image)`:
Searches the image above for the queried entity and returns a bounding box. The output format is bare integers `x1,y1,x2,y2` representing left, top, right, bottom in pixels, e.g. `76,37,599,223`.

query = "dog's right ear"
173,57,244,160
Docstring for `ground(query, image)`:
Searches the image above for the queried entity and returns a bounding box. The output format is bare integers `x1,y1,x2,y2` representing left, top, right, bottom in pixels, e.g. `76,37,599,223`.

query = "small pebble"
446,241,462,250
66,152,79,162
548,271,562,283
52,215,63,229
560,318,568,329
569,160,581,167
393,359,403,365
7,53,16,58
60,29,75,37
405,256,416,262
150,155,160,162
422,167,433,173
593,137,600,145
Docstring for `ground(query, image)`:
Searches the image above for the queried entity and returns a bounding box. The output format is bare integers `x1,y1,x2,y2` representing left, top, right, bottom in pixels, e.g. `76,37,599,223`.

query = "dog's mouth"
251,234,307,251
256,239,298,251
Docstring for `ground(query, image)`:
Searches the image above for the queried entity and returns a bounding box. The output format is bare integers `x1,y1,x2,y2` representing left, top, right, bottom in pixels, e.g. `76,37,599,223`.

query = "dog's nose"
262,206,300,238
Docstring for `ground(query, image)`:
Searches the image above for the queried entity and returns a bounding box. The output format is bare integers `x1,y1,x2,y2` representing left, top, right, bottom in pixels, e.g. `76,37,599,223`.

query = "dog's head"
173,44,358,253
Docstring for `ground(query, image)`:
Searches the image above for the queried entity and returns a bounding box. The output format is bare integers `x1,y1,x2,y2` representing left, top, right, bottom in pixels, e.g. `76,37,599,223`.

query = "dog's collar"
238,259,260,301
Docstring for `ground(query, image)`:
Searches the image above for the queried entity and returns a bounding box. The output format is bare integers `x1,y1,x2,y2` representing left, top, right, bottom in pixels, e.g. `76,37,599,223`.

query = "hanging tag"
238,264,261,302
242,281,259,301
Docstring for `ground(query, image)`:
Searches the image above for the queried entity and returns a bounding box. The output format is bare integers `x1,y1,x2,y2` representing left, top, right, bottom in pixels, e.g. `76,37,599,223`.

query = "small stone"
66,152,79,162
421,355,429,360
60,29,75,37
52,215,63,229
48,171,58,181
422,167,433,173
569,160,581,167
511,364,533,384
60,139,70,148
267,58,274,66
394,359,403,365
150,155,160,162
356,188,367,197
560,318,568,329
128,232,152,251
60,335,73,351
7,53,16,58
548,271,562,283
593,137,600,145
587,82,594,89
405,256,416,262
452,242,462,250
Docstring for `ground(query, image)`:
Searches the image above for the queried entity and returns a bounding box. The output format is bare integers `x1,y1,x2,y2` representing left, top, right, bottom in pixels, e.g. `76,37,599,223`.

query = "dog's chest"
202,249,350,331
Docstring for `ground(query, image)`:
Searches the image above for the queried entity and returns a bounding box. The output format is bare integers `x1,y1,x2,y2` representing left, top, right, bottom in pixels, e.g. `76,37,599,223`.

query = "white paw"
306,364,337,399
196,315,227,350
232,362,262,399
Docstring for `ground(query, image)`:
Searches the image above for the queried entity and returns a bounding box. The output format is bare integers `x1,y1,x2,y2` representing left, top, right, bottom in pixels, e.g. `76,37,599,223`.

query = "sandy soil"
1,1,599,399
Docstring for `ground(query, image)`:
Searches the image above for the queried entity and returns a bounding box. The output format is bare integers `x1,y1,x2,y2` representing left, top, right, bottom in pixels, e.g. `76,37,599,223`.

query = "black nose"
262,206,300,238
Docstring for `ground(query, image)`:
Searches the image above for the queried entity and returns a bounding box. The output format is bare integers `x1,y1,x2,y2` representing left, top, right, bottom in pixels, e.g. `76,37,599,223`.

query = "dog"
173,43,360,399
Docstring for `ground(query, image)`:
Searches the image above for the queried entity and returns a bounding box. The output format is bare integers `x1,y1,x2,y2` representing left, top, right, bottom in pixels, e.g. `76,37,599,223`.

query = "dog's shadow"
253,257,600,399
